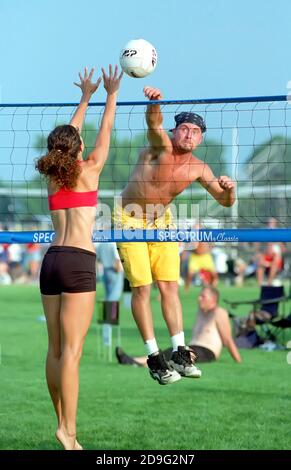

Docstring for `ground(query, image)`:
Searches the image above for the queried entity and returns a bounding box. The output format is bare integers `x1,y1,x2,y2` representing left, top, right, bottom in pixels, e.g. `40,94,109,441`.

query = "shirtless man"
116,286,242,367
114,87,235,385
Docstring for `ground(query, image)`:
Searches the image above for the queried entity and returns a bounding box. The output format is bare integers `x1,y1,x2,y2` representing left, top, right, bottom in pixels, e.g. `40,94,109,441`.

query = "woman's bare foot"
74,440,83,450
56,427,83,450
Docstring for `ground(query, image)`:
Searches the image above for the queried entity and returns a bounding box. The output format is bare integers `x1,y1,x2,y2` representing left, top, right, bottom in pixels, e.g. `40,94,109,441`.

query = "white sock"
145,338,159,356
171,331,185,352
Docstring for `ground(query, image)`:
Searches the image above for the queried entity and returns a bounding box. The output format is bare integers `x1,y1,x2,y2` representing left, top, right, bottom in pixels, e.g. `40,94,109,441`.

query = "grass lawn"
0,283,290,450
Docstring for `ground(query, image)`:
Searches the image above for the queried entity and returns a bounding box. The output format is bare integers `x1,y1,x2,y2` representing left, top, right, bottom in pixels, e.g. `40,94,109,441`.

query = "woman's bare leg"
57,291,96,450
42,294,62,427
42,293,89,450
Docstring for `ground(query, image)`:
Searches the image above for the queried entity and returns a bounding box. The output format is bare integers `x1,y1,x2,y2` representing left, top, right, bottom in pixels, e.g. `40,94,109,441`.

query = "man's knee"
157,281,179,297
132,285,151,301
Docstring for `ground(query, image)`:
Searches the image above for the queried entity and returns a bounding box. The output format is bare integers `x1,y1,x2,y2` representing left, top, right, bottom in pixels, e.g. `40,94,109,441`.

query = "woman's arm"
70,67,102,131
87,65,123,171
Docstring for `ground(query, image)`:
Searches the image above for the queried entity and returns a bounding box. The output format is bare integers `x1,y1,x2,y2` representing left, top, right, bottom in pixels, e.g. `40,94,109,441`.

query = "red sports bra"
48,187,98,211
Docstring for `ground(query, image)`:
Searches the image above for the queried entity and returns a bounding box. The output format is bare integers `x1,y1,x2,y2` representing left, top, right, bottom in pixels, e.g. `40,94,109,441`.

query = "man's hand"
143,86,163,101
218,176,235,191
74,67,102,100
144,86,170,152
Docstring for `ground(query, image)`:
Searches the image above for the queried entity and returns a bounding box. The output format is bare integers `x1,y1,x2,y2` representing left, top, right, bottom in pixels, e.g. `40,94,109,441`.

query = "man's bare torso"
121,146,204,217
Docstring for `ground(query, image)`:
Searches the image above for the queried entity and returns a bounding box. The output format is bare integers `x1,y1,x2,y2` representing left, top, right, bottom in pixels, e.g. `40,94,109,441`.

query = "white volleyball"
119,39,157,78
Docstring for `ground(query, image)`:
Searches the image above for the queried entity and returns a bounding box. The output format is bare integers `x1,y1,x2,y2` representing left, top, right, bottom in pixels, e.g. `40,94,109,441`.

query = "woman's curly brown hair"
35,125,82,189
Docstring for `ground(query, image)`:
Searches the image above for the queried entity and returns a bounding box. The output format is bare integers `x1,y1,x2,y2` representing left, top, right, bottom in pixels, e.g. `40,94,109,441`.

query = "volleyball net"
0,94,291,243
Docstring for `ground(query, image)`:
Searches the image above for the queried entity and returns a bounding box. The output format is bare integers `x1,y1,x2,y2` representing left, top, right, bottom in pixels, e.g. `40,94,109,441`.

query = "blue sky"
1,0,291,104
0,0,291,189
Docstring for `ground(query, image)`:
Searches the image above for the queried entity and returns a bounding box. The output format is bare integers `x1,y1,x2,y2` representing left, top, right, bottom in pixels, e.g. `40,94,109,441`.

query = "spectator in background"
24,243,42,282
230,243,259,287
0,244,8,263
185,241,218,291
116,286,242,367
256,218,286,285
96,242,124,301
267,217,279,229
0,258,12,286
0,244,11,285
256,243,284,285
7,243,26,283
211,246,229,281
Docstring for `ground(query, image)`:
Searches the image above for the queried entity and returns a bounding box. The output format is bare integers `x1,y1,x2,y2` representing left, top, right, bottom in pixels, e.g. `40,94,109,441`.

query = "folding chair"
224,284,291,345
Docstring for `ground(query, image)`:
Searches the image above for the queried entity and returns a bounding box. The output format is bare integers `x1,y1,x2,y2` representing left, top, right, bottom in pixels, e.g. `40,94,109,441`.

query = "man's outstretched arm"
144,86,172,151
198,163,236,207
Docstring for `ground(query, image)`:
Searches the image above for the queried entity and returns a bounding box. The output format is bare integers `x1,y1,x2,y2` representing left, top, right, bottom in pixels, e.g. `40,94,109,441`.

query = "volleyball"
119,39,157,78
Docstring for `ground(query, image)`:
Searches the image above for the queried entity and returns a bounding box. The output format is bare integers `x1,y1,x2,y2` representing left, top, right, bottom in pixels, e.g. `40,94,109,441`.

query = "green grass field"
0,283,290,450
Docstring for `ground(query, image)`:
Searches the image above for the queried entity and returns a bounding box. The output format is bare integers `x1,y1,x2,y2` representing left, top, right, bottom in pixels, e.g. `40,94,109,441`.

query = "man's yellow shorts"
113,206,180,287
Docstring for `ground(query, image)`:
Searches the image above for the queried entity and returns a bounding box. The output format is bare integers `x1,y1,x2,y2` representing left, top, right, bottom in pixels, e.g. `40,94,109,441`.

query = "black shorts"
40,246,96,295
